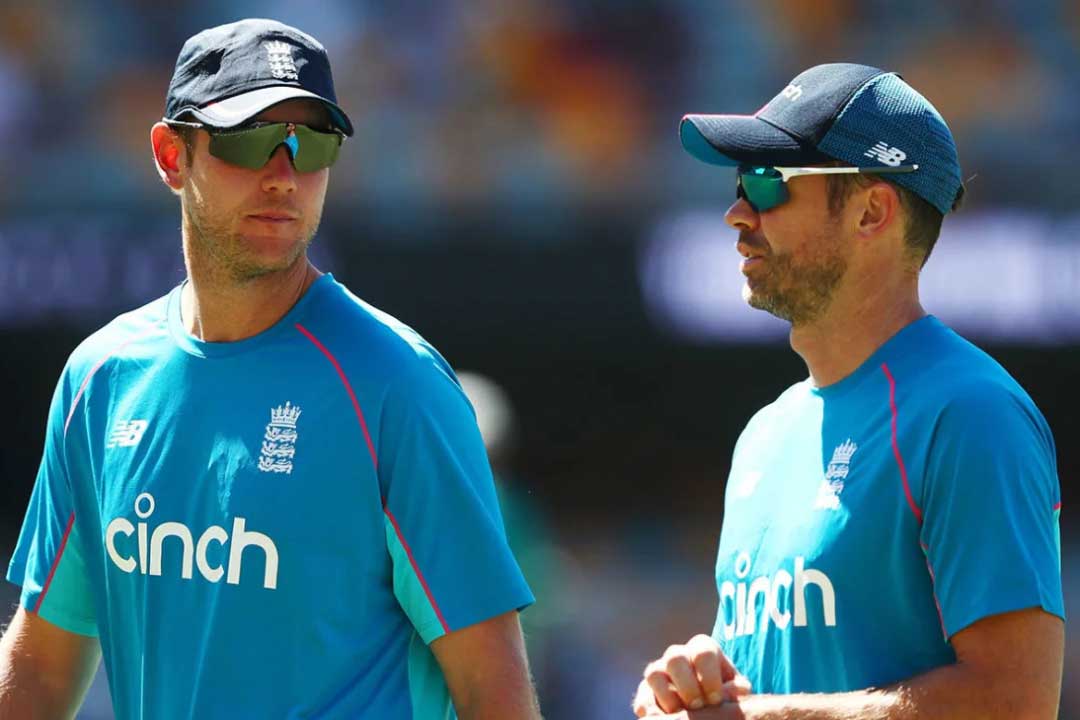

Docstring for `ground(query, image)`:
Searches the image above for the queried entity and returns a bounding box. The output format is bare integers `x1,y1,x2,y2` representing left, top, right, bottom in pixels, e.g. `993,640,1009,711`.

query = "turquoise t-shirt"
714,316,1063,693
8,274,534,719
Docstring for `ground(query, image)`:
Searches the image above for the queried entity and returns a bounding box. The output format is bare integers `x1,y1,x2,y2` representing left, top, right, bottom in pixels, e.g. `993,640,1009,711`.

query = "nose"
725,196,760,232
261,144,298,194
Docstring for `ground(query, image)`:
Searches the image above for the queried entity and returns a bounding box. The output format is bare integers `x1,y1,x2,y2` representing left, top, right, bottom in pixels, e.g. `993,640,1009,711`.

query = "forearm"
435,611,542,720
0,636,75,720
0,611,99,720
689,660,1053,720
452,674,541,720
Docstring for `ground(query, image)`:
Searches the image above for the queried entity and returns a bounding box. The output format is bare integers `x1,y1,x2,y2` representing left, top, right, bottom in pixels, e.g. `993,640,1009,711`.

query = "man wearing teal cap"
635,64,1063,719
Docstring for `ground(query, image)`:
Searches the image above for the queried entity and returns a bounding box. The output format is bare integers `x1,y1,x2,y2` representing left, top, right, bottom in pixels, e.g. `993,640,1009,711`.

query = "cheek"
301,171,329,199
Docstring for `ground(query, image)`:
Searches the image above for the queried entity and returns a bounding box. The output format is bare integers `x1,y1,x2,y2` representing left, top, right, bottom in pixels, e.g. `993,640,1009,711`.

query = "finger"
687,634,738,682
685,635,727,705
632,679,662,717
644,661,684,714
721,675,753,702
664,654,707,710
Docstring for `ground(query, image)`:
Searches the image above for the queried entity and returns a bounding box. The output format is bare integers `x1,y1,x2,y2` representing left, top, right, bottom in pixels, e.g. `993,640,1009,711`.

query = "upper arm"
920,385,1063,638
430,610,539,720
950,607,1063,719
0,606,101,718
6,366,98,635
378,360,533,643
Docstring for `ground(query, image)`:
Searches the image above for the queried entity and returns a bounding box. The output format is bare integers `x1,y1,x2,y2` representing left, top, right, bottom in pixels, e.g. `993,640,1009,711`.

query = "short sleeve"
6,368,98,636
378,359,534,644
921,386,1063,639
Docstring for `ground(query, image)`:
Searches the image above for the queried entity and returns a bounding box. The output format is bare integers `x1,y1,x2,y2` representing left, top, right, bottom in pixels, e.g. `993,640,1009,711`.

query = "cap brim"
680,114,830,167
190,86,354,136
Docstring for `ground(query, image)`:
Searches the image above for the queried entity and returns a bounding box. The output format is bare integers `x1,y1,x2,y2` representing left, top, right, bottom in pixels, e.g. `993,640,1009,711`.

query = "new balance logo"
107,419,148,449
733,470,762,499
781,84,803,101
263,41,299,81
864,141,907,166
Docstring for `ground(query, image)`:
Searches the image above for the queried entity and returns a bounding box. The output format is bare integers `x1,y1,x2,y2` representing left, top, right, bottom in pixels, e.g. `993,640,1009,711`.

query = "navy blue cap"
165,19,353,136
681,63,962,214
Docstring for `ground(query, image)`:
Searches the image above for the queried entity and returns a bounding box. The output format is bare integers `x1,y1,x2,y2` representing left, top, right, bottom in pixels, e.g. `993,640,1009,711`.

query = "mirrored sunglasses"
167,120,345,173
737,164,920,213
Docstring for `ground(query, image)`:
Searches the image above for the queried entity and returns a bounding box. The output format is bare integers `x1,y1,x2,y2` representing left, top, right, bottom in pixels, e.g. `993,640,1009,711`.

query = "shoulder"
64,293,171,385
887,320,1055,460
293,276,458,394
885,317,1046,428
736,379,814,443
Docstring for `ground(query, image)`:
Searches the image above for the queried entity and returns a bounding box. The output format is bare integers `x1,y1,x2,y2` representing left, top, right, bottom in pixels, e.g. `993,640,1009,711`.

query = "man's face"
180,99,332,283
724,171,850,326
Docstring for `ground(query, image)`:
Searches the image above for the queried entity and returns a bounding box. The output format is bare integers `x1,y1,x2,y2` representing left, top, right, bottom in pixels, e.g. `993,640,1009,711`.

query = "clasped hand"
633,634,751,717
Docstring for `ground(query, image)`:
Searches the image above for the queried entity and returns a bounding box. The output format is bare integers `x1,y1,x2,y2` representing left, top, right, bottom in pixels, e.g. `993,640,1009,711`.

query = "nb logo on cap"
864,141,907,167
781,84,803,101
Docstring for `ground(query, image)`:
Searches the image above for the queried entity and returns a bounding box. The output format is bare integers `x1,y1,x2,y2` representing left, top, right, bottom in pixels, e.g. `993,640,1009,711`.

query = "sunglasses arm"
773,165,920,182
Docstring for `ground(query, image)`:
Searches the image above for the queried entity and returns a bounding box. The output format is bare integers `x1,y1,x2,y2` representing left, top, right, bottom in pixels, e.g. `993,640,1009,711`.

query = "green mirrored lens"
208,124,288,169
207,123,343,172
737,167,788,212
291,125,343,173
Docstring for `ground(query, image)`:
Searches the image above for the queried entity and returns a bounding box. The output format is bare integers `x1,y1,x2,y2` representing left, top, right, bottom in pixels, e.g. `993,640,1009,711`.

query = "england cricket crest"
815,438,857,510
263,41,299,81
259,401,301,474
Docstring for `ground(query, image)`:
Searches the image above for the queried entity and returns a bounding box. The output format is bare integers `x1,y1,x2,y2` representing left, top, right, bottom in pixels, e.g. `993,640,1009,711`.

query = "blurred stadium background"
1,1,1079,717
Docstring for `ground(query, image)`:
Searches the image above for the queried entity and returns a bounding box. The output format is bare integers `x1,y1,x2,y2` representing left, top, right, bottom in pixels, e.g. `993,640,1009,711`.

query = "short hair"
825,165,964,268
167,115,199,167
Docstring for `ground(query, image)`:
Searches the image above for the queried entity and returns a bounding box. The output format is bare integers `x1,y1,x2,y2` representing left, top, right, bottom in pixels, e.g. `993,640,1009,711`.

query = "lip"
740,256,765,274
247,211,298,222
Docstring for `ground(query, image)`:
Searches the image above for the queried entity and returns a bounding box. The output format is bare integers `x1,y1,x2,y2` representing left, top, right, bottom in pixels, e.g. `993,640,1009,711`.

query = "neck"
789,269,925,388
181,255,321,343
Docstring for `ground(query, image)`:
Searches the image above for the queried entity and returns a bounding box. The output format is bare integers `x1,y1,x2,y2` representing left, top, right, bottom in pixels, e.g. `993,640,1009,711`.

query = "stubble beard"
183,196,321,285
742,228,848,327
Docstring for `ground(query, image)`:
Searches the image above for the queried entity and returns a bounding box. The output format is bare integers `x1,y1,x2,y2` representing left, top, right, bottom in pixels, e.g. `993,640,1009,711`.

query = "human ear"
856,181,900,239
150,122,186,190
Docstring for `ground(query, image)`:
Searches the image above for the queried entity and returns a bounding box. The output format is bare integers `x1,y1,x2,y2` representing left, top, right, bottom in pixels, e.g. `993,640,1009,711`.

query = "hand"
632,634,751,716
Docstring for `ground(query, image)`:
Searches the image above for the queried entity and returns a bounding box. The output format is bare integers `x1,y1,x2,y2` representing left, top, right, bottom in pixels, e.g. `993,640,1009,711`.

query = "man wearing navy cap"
634,64,1064,718
0,19,540,720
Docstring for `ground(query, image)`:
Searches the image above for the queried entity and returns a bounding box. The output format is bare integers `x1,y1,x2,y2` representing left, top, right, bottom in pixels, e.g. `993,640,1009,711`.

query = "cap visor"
192,86,354,136
680,114,829,167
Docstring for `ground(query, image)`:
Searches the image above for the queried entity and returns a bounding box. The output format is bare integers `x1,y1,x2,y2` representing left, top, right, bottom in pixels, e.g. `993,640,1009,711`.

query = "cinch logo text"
105,493,279,590
718,553,836,640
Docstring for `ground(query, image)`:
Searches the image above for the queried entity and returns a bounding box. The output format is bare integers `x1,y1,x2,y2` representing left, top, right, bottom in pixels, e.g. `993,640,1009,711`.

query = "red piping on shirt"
920,541,948,640
882,363,923,525
63,328,155,437
294,323,378,471
294,323,449,633
33,512,75,614
383,506,451,635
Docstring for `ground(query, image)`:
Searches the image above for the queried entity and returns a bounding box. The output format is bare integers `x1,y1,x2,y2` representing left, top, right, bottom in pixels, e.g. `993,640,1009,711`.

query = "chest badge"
815,438,857,510
258,401,301,474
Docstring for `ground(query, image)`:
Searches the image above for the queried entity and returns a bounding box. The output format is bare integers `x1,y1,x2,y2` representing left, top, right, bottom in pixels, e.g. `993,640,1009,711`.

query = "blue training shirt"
713,316,1063,693
8,274,534,719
